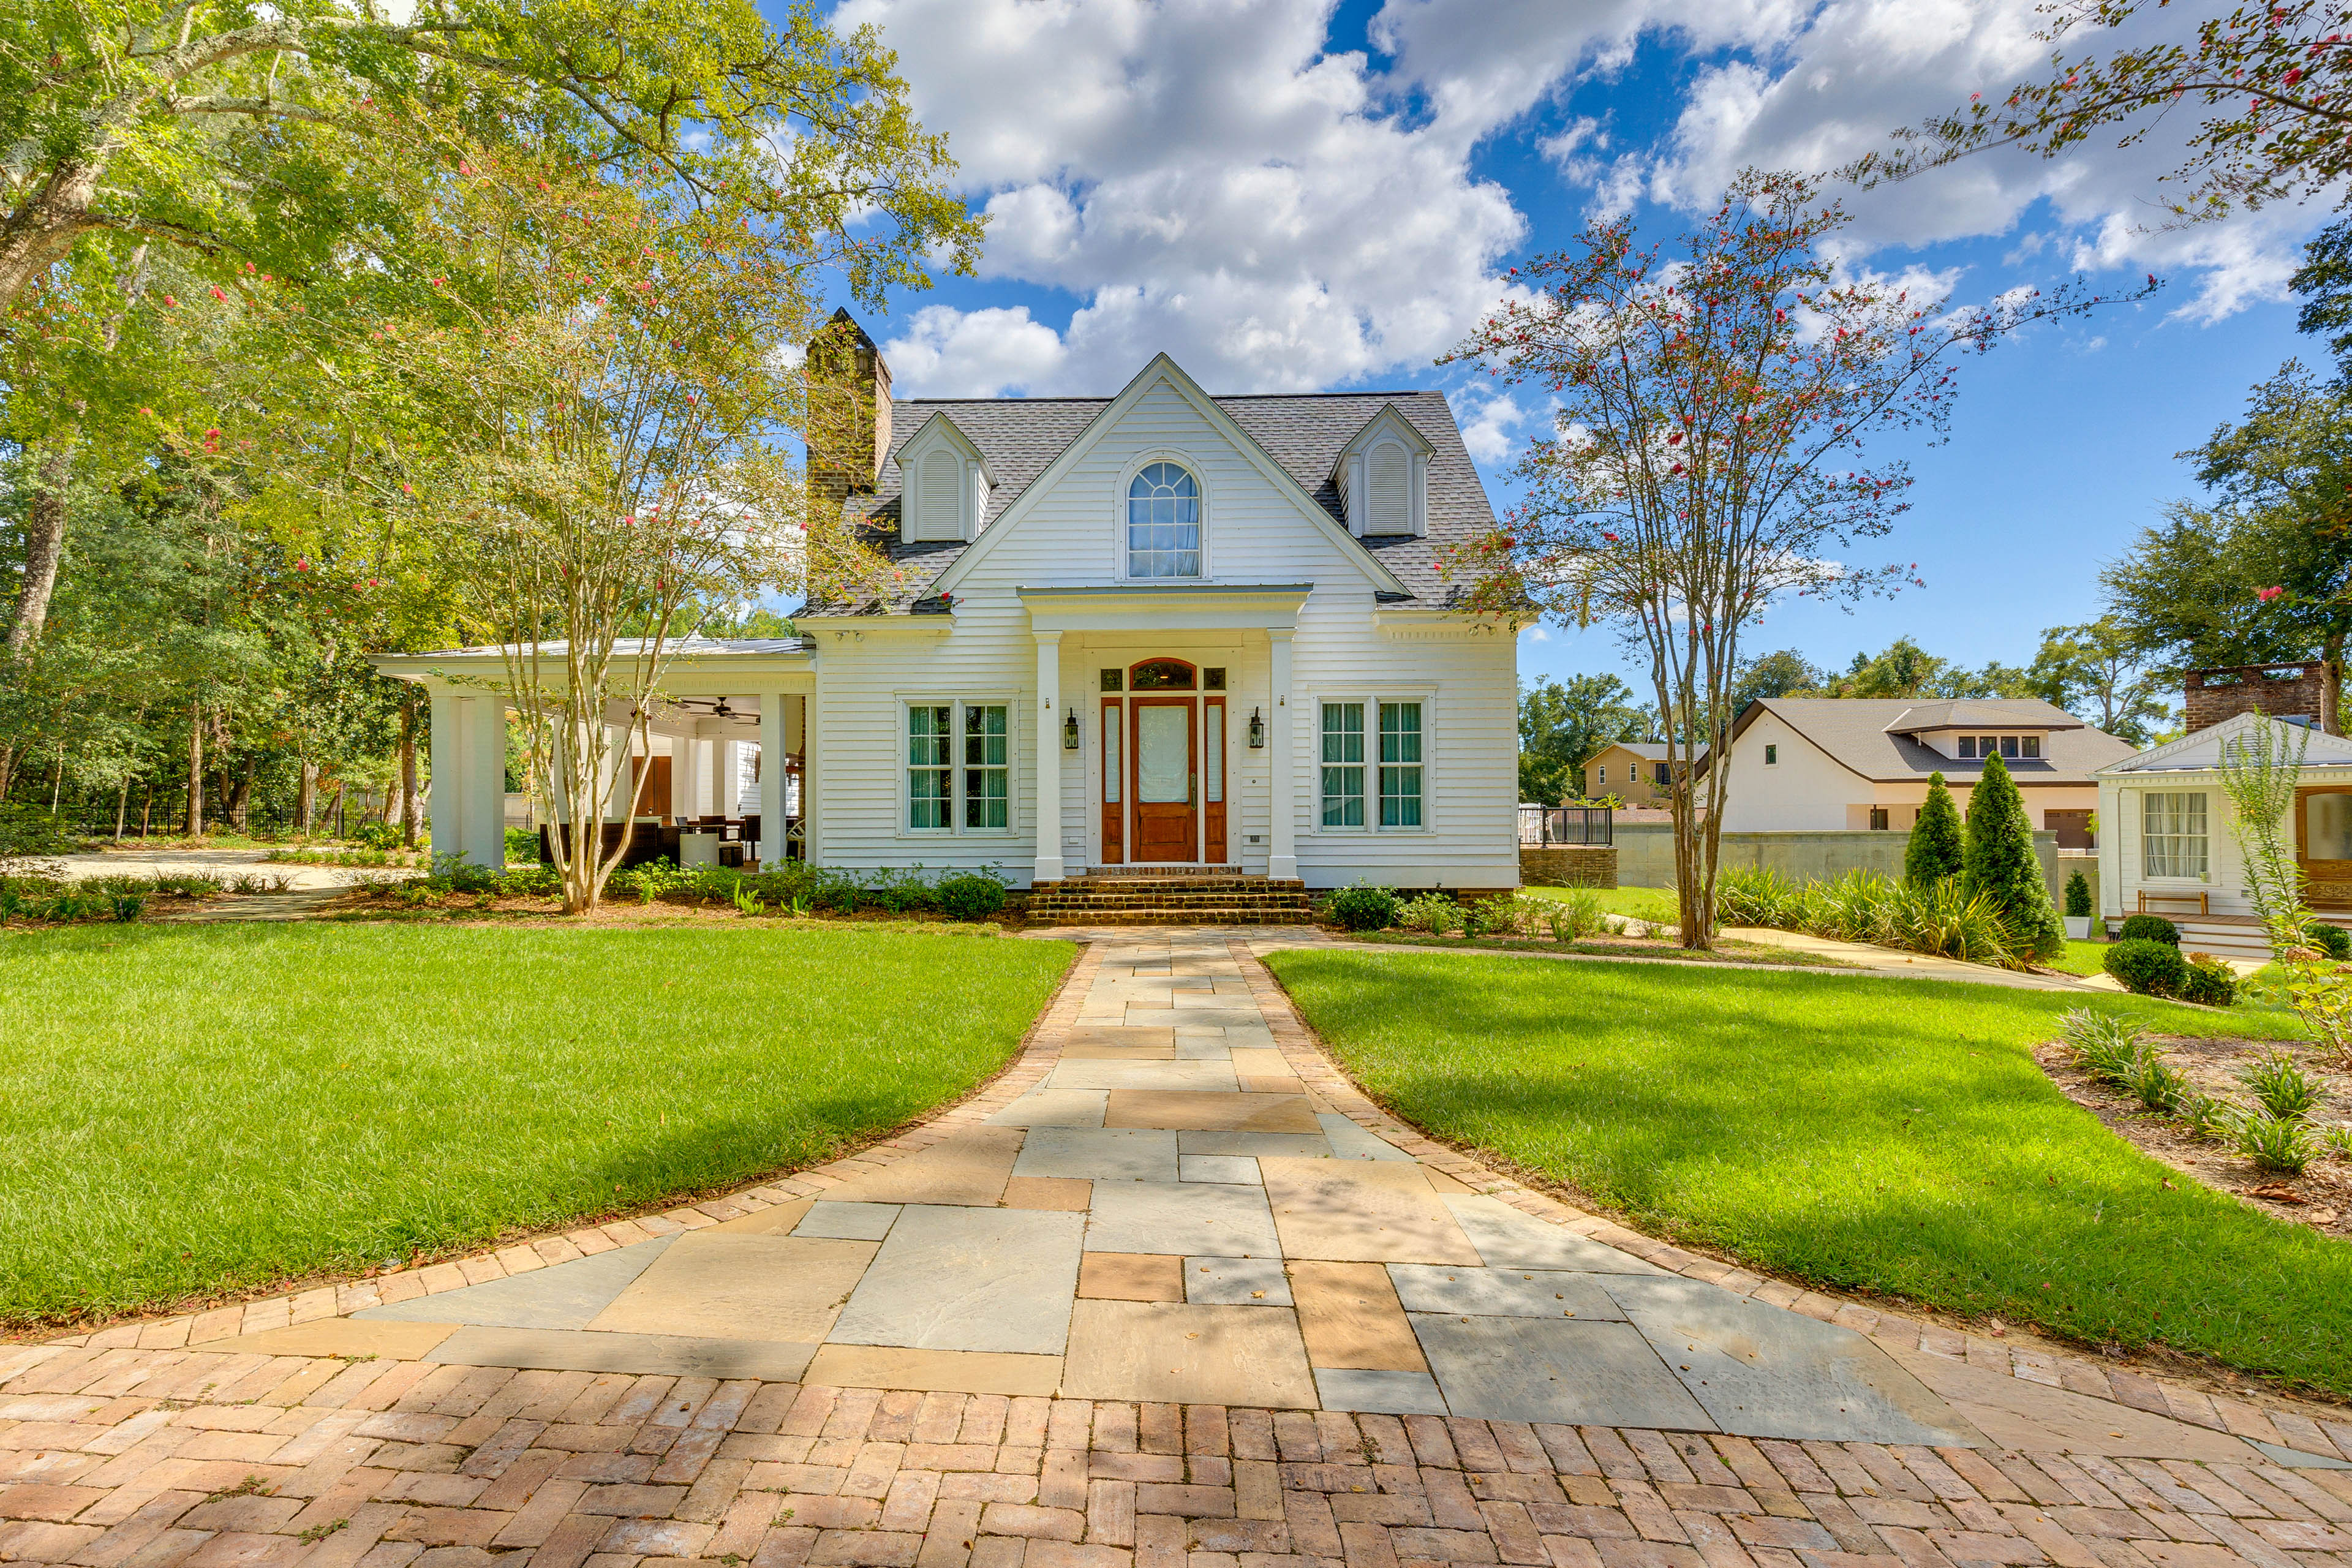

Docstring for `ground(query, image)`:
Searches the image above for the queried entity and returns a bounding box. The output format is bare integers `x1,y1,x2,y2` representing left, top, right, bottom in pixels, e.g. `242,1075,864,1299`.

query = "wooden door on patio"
2299,787,2352,907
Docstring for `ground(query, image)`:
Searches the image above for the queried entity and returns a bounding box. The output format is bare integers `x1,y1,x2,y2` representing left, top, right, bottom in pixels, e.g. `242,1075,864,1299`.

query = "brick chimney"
805,307,892,511
2184,660,2342,735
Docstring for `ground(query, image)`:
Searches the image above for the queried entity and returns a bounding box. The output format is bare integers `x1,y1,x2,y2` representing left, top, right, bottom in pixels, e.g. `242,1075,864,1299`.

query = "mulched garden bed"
2035,1034,2352,1238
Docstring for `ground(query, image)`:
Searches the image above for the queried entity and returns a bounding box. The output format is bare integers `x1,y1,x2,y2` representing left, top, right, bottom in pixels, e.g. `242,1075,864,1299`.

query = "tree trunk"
185,701,204,837
114,769,132,842
296,760,318,834
399,695,421,848
7,447,73,655
228,756,252,832
2324,629,2344,737
140,775,153,839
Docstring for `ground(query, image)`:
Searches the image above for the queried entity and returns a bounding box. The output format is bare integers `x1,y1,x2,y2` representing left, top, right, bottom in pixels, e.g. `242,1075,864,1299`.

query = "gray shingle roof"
1740,698,2136,785
1884,699,2086,734
813,389,1496,612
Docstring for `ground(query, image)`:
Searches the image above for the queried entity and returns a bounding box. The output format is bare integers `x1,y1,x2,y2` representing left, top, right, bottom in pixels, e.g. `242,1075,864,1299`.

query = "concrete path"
18,932,2352,1568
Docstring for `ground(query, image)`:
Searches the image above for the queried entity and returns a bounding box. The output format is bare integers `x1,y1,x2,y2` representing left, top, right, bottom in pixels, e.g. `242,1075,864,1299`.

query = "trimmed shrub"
935,872,1009,921
2178,954,2239,1008
2103,937,2187,997
2064,870,2092,919
1905,771,1966,886
2119,913,2179,945
866,867,935,914
1962,752,2063,960
2300,918,2352,959
1326,883,1401,932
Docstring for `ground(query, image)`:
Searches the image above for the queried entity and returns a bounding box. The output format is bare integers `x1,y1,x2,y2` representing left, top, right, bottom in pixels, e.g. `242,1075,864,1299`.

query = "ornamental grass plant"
1715,866,2029,967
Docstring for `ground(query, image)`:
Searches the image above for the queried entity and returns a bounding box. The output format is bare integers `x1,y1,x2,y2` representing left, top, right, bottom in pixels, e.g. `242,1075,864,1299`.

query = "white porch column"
716,739,741,816
673,736,701,818
1268,628,1297,881
1033,631,1065,883
428,692,461,863
467,699,506,865
603,725,633,821
758,692,786,864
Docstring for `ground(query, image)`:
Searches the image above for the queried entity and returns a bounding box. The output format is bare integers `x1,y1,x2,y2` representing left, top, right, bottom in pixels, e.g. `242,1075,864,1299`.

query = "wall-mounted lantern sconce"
1063,707,1080,750
1248,707,1266,749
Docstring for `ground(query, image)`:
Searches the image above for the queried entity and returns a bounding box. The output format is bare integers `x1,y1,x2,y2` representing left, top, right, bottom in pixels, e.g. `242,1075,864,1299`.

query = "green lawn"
1262,948,2352,1398
2045,937,2113,978
1,921,1073,1329
1519,884,1683,926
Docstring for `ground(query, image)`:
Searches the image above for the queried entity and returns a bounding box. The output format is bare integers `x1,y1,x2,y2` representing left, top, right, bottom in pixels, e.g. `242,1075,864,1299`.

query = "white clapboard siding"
809,372,1517,886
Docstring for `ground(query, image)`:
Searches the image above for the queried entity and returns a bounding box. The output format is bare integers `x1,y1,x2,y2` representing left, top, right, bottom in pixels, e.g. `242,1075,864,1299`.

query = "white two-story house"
378,317,1520,898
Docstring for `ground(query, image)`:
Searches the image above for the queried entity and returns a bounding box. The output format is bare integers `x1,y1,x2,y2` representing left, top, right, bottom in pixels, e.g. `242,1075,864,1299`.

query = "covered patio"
369,641,816,869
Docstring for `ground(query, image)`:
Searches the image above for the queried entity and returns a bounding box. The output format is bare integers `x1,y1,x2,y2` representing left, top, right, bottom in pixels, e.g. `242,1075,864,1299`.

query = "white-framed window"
1321,697,1428,830
1126,461,1201,578
2142,791,2208,880
905,699,1014,834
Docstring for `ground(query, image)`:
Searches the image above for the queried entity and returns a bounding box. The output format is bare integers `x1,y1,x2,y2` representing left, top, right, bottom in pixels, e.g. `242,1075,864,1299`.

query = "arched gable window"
1126,462,1200,578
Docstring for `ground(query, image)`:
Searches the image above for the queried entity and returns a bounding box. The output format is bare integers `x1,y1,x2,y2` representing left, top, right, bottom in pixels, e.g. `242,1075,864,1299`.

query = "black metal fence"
1518,805,1612,847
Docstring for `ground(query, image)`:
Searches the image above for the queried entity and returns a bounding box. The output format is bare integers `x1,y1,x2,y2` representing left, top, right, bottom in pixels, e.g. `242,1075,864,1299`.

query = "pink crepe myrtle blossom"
2259,585,2285,601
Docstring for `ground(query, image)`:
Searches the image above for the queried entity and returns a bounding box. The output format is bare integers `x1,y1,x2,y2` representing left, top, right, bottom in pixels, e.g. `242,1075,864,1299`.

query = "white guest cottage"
374,320,1520,914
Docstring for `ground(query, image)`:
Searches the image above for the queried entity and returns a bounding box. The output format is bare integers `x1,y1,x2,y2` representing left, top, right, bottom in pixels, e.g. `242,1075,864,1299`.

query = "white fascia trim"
927,353,1409,601
366,649,816,685
796,616,956,643
1018,584,1311,634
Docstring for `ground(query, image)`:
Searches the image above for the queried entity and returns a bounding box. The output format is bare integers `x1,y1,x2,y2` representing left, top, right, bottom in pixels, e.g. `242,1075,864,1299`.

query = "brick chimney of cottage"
2184,660,2342,735
805,307,892,511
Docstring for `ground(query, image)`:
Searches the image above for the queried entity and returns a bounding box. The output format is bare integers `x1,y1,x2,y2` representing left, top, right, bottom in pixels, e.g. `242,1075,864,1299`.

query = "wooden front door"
2299,787,2352,908
1130,697,1197,861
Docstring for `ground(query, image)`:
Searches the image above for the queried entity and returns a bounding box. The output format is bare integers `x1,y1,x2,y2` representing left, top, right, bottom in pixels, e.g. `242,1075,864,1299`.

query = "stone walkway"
12,932,2352,1567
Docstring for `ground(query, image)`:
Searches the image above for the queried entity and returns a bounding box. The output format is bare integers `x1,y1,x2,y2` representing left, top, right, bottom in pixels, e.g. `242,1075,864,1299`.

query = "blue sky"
796,0,2324,698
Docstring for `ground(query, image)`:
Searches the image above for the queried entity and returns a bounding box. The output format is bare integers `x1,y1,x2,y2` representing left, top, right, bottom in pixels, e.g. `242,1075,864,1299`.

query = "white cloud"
836,0,1532,394
1451,385,1530,465
881,305,1067,398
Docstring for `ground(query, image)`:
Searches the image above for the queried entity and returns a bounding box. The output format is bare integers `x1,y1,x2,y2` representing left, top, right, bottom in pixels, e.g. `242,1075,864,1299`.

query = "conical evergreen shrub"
1962,752,2064,960
1905,771,1965,886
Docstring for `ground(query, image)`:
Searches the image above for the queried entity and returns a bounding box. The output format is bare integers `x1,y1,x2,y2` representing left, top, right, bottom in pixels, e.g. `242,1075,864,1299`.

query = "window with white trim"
1126,462,1200,578
907,701,1013,832
2142,792,2208,879
1321,698,1428,830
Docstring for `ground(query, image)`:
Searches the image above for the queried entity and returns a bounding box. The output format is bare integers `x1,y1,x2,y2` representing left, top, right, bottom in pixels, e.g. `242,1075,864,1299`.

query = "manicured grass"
1262,948,2352,1397
2046,938,2113,978
0,921,1073,1329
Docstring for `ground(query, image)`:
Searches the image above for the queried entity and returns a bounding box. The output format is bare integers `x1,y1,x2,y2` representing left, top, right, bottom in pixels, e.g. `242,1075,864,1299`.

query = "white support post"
428,692,460,864
793,695,818,864
603,725,633,822
1268,629,1297,881
1033,631,1065,883
716,739,741,816
758,692,785,865
467,699,506,867
673,736,700,819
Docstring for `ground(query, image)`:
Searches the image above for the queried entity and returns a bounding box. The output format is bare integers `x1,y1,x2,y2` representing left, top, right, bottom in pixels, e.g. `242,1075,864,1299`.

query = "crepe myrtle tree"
282,143,900,913
1848,1,2352,227
1441,169,2150,949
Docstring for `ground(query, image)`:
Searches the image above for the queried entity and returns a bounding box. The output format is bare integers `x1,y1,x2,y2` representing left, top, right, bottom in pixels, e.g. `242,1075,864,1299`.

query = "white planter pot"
2064,915,2092,941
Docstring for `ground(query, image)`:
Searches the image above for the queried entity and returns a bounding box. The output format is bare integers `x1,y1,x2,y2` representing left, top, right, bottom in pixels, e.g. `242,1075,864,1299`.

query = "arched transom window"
1126,462,1200,578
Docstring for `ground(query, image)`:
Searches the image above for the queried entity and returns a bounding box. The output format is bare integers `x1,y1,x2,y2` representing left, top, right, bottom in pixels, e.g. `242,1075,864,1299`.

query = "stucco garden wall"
1615,823,2068,906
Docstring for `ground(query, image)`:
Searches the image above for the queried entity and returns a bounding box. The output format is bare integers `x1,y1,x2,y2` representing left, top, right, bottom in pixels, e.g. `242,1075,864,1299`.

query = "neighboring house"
1581,743,1685,807
374,318,1520,891
1710,698,2138,840
2097,713,2352,949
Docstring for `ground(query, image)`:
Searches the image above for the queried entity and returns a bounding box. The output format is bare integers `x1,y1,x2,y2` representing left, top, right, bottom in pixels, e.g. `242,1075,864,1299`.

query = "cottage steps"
1024,874,1314,927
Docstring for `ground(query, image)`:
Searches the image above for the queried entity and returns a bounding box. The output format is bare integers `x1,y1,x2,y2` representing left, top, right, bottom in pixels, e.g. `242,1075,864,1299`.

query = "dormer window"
1126,462,1200,578
1957,734,2041,760
895,413,991,545
1332,404,1433,538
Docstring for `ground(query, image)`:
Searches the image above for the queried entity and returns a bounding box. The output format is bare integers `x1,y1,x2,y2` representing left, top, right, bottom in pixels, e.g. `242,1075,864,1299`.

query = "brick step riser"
1029,910,1312,925
1033,882,1305,895
1027,897,1315,911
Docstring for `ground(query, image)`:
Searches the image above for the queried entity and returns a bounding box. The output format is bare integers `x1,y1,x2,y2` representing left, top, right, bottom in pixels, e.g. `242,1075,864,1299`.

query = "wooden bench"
2137,889,2211,917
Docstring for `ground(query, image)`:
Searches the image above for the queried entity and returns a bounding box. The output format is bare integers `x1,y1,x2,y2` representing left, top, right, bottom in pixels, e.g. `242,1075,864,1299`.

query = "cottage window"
916,449,962,540
907,701,1013,834
1126,462,1201,578
1379,702,1423,827
1321,702,1364,827
2142,792,2208,880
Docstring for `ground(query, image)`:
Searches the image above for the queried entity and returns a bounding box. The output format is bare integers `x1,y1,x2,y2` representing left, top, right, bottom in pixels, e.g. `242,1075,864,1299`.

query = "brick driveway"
10,933,2352,1566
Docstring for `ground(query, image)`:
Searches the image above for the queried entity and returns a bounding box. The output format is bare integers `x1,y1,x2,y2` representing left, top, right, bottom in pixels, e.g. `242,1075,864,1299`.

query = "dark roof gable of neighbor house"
1731,698,2137,785
810,390,1496,613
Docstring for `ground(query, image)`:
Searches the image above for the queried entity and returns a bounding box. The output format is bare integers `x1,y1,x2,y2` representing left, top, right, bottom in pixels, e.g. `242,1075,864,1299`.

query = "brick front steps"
1024,875,1315,927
